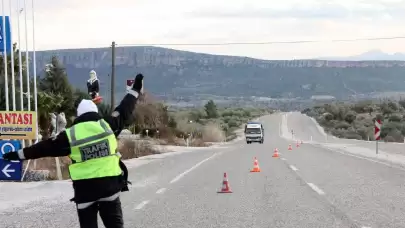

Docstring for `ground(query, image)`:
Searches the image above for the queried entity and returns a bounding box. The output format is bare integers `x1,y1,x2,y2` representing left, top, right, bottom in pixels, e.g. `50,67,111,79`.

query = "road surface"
1,113,405,227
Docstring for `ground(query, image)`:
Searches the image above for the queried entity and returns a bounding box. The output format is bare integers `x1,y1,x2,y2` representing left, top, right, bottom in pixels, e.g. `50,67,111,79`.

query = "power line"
116,35,405,47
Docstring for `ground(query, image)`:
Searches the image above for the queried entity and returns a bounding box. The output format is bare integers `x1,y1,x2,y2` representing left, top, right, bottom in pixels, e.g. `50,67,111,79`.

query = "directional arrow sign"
0,140,22,181
0,160,22,180
2,164,15,178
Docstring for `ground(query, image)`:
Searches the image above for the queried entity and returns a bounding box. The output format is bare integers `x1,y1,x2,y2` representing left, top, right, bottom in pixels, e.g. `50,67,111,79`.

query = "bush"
202,123,226,142
119,139,160,159
303,100,405,142
389,114,402,122
384,135,396,142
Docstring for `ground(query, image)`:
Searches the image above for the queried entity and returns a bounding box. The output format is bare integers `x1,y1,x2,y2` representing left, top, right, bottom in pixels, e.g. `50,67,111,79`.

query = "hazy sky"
3,0,405,59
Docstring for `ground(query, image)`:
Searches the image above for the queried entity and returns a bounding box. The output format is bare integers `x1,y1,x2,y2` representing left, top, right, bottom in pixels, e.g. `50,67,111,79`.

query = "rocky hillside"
33,46,405,102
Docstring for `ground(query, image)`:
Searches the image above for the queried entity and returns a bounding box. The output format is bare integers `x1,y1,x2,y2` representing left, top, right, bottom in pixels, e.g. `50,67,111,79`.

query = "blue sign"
0,140,22,181
0,16,12,54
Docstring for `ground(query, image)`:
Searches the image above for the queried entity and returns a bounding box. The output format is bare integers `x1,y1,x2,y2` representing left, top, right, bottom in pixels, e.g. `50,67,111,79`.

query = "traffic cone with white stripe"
296,141,300,148
218,172,232,193
272,148,279,158
250,157,261,172
288,144,293,150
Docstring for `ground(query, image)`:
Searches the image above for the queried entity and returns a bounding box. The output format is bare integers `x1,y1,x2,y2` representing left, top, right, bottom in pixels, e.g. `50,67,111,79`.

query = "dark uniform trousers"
76,195,124,228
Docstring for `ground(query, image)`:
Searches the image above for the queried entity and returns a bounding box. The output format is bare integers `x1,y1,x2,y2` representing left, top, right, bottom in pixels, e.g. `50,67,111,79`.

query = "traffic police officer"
2,73,145,228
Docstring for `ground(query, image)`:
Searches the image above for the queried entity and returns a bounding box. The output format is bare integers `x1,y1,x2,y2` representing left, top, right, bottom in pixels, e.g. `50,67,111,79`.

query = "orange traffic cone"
250,157,261,172
272,148,279,158
288,144,293,150
217,172,232,193
296,141,300,148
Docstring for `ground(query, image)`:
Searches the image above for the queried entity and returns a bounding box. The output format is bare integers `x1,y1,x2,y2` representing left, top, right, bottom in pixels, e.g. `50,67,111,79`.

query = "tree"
37,91,64,139
98,103,112,118
344,111,357,124
204,100,218,118
73,88,90,109
39,56,74,115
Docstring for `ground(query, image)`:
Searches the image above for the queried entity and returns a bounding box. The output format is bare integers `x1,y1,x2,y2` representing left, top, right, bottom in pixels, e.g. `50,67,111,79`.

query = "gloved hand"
121,180,132,192
119,160,131,192
2,151,21,161
132,74,144,94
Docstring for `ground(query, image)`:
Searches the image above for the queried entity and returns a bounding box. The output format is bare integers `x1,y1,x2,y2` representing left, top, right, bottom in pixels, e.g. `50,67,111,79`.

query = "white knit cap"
77,99,98,116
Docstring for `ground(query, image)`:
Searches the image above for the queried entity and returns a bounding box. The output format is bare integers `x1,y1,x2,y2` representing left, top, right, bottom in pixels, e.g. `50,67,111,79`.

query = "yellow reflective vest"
66,119,122,181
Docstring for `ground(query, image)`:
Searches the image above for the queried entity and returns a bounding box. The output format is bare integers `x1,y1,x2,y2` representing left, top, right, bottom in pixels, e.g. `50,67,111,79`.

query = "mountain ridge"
30,46,405,105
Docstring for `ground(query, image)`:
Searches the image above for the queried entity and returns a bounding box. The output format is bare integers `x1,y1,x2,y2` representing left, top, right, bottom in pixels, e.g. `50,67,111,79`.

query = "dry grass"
202,123,226,142
119,139,160,159
25,157,71,180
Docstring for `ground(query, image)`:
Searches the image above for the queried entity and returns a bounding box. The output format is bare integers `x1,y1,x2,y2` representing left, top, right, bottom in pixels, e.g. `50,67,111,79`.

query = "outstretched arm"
103,74,144,137
104,90,140,137
3,131,71,161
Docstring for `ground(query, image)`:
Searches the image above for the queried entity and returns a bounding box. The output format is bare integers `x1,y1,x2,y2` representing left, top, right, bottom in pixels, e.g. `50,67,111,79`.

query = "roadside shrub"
202,123,226,142
303,100,405,142
119,139,159,159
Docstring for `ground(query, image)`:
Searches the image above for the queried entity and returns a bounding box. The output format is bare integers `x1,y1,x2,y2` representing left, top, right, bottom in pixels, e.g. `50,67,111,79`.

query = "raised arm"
103,74,144,137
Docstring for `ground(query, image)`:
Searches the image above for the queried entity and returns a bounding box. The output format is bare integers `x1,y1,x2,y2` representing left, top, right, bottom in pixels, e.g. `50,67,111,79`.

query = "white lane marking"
134,200,149,210
170,153,219,184
322,147,405,172
289,165,298,171
361,226,371,228
281,158,286,161
156,188,166,194
307,183,325,195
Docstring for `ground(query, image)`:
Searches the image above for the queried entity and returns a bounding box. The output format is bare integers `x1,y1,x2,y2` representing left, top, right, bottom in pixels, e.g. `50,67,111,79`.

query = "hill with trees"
0,44,270,180
31,46,405,104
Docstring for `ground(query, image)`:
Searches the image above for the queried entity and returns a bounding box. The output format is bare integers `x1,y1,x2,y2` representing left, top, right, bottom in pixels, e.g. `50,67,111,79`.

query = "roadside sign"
0,140,22,181
0,16,12,54
375,119,381,140
126,79,134,91
0,111,37,140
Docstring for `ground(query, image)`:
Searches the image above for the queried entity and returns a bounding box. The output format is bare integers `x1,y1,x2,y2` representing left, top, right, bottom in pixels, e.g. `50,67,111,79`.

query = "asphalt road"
286,111,405,156
1,113,405,227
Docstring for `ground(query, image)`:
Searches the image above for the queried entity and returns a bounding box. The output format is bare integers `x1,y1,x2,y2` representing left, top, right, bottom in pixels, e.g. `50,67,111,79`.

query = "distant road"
1,114,405,227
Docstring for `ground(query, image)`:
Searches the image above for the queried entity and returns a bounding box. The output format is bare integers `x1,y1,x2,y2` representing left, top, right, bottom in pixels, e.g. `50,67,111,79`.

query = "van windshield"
246,128,261,134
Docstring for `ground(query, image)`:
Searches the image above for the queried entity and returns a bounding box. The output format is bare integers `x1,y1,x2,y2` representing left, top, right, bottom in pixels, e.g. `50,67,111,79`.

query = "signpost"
0,140,22,181
375,119,381,154
0,111,37,140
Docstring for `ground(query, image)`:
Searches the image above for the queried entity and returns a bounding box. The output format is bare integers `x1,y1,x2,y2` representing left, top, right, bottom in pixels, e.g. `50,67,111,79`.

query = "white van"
244,122,264,144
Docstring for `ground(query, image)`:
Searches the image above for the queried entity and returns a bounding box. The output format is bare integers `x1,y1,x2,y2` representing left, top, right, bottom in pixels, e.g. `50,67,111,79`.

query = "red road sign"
375,119,381,140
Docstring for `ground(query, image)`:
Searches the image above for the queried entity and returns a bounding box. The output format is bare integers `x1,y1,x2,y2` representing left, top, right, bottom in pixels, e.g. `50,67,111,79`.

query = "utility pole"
110,41,116,112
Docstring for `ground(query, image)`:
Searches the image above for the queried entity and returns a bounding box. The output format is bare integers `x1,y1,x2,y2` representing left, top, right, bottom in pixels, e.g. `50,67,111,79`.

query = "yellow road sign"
0,111,37,140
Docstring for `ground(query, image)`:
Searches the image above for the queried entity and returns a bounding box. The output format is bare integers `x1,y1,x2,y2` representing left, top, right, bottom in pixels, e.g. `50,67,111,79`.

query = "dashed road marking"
307,183,325,195
289,165,298,171
134,200,149,210
170,153,218,184
281,158,286,161
156,188,166,194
